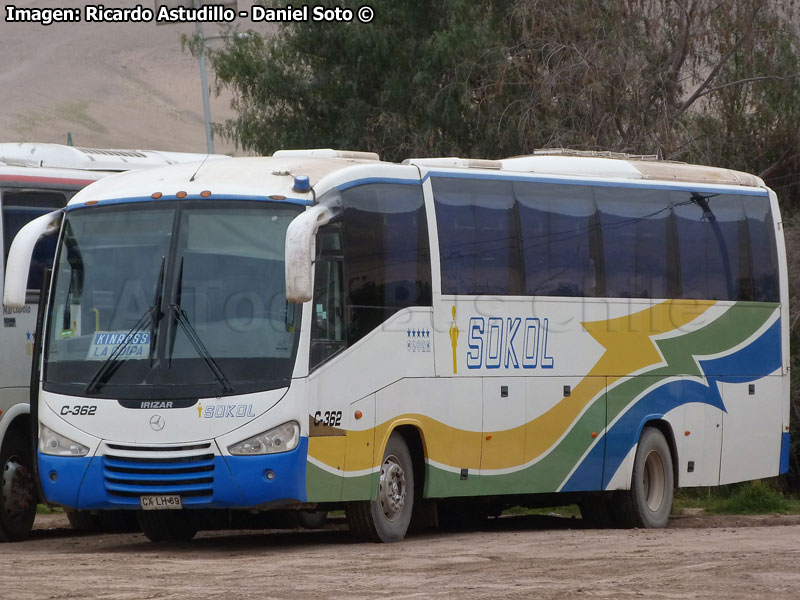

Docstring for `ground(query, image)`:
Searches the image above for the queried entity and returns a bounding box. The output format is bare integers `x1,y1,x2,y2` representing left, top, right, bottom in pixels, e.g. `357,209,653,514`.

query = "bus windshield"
43,201,303,400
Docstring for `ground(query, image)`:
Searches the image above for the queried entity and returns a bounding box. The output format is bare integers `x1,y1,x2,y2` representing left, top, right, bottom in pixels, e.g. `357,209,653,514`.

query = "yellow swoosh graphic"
310,300,716,473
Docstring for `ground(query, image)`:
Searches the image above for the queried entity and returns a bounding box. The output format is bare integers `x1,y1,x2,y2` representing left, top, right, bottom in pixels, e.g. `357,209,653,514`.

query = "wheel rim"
2,455,33,521
642,449,665,512
378,454,406,522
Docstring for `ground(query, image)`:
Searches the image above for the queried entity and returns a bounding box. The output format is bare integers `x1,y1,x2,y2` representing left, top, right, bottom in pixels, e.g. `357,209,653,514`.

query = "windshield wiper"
85,256,166,394
169,304,234,394
149,257,166,365
165,256,233,393
85,307,154,394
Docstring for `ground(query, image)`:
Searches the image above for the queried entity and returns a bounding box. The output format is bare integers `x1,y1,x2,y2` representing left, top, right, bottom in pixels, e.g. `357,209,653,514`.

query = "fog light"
49,471,58,482
265,469,275,481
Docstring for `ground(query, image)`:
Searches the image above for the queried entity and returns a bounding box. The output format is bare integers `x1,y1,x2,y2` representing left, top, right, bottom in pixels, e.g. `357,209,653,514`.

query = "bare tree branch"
675,33,750,116
698,74,800,97
760,148,798,179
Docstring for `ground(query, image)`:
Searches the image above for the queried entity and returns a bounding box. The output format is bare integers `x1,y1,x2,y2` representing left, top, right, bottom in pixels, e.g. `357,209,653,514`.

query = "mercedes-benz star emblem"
149,414,165,431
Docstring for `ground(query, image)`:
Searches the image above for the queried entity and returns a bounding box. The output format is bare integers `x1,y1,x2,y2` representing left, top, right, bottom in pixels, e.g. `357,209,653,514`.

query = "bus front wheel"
0,430,36,542
618,427,674,529
346,432,414,543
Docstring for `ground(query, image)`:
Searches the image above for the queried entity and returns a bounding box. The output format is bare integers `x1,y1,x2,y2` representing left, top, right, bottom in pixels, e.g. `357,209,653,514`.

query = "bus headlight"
228,421,300,455
39,425,89,456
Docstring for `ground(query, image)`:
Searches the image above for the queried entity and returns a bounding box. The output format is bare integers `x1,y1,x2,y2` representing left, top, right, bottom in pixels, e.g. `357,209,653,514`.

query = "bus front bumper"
38,438,309,510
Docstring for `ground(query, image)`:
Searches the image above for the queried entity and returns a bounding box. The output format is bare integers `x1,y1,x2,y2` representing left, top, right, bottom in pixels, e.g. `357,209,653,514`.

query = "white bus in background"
0,143,227,541
4,148,789,543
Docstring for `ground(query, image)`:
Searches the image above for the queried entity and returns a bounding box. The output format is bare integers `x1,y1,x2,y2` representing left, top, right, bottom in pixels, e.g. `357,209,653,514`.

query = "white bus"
0,143,228,540
5,149,789,542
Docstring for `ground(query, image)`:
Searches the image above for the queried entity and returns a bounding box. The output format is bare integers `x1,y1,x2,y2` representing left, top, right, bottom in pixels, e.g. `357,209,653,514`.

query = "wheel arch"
0,403,31,450
391,424,426,498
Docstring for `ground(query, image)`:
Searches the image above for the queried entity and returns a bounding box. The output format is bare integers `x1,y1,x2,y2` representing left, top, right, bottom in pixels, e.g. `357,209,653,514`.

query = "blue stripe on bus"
562,318,782,492
66,194,314,210
420,170,769,197
780,432,791,475
335,177,421,191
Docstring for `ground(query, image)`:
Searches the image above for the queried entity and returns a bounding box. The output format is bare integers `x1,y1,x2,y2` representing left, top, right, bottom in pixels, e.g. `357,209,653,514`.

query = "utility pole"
194,0,214,154
155,0,237,154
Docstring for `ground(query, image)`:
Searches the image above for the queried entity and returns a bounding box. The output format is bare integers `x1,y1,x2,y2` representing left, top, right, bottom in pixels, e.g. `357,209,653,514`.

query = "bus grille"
101,442,215,503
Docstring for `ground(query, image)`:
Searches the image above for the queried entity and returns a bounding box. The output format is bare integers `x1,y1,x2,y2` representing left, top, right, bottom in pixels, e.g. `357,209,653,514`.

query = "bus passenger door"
306,225,347,502
480,378,525,491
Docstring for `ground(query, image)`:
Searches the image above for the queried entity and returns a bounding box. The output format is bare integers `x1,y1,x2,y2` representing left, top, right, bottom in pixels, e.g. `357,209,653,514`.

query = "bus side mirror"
4,210,63,308
285,204,336,303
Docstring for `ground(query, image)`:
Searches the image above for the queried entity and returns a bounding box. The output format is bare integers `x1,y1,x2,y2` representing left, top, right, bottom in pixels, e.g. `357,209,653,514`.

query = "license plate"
140,495,182,510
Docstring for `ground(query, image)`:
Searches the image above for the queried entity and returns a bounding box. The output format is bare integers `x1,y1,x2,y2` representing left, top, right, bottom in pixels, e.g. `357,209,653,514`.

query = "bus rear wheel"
346,433,414,543
138,510,197,542
617,427,674,529
0,430,36,542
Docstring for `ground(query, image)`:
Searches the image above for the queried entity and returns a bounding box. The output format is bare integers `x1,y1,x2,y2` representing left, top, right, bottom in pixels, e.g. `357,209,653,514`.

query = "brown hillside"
0,0,273,154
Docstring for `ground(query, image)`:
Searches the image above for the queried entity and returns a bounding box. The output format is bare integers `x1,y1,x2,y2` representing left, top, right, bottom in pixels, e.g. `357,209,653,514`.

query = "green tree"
205,1,800,206
204,0,516,159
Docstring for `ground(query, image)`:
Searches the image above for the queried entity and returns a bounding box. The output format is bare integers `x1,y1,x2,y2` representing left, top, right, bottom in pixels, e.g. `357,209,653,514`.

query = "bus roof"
65,148,767,208
407,149,764,188
0,143,229,172
66,154,385,207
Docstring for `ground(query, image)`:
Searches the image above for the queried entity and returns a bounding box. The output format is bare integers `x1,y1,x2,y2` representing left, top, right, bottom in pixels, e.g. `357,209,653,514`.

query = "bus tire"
346,432,414,543
617,427,674,529
0,430,36,542
137,510,197,542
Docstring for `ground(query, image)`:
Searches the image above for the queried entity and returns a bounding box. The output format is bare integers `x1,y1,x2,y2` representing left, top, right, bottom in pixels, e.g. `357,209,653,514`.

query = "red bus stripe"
0,174,98,186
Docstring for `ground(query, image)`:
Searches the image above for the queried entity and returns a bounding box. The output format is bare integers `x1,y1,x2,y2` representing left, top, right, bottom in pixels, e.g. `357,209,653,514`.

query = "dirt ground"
0,512,798,599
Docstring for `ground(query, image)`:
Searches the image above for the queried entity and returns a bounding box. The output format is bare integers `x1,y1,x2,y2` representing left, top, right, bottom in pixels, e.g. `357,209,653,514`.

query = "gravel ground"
0,512,798,599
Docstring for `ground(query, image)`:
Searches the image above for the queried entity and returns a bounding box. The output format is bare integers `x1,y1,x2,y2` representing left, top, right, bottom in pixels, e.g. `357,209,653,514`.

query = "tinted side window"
709,194,752,301
516,182,602,297
672,194,727,300
595,187,675,299
671,192,775,302
433,177,522,295
745,197,779,302
2,190,68,292
341,183,431,345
